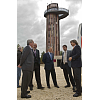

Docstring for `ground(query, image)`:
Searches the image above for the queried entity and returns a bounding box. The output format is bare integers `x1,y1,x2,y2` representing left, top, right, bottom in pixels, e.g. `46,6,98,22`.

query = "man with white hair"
18,39,34,98
17,46,22,88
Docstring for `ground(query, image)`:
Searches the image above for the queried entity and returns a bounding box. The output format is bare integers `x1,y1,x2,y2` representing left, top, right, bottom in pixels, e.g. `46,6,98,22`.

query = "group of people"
17,39,82,98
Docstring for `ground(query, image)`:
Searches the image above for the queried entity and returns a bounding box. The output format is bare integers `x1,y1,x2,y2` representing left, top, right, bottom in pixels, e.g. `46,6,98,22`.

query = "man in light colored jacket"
60,45,75,91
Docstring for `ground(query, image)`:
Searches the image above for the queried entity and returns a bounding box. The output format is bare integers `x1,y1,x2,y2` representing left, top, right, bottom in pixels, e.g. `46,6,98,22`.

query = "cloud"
17,0,46,53
60,25,78,51
64,0,82,18
17,0,82,54
59,0,82,50
60,16,80,50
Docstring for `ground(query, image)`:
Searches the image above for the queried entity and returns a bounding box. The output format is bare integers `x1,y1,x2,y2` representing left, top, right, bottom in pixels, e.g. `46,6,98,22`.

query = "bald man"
42,47,59,89
29,43,44,90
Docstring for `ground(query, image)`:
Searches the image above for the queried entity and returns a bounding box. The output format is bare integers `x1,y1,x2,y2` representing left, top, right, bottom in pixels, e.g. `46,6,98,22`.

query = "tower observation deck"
44,3,69,56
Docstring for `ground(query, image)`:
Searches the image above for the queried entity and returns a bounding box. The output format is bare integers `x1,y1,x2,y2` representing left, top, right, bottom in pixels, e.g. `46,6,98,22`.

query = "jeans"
17,67,21,87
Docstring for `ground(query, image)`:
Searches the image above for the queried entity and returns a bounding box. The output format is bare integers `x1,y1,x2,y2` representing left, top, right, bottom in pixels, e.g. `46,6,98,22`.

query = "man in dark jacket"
42,47,59,89
18,39,34,98
61,45,75,91
69,40,82,97
17,46,22,88
29,43,44,90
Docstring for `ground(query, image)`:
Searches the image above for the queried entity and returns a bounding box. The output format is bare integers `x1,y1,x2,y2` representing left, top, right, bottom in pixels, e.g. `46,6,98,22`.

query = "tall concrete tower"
44,3,69,56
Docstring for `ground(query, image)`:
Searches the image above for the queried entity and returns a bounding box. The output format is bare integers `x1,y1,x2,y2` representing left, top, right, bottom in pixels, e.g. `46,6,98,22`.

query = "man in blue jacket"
69,40,82,97
42,47,59,89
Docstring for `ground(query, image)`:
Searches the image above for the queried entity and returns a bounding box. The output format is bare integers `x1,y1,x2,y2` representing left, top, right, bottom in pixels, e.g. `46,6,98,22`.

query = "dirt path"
17,66,82,100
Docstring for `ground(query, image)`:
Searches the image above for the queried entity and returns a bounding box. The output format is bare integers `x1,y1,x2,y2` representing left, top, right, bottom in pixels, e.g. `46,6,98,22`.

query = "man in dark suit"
29,43,44,90
42,47,59,89
60,45,75,91
17,46,22,88
18,39,34,98
69,40,82,97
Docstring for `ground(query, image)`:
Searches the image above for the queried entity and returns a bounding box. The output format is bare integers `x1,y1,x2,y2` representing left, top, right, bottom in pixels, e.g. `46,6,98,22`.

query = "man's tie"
63,51,66,64
31,49,33,52
34,50,36,57
50,53,52,60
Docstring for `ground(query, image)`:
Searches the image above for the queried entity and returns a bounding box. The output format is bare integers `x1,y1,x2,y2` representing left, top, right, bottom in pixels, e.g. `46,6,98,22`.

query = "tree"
40,51,45,64
17,44,20,48
22,47,24,51
17,44,20,50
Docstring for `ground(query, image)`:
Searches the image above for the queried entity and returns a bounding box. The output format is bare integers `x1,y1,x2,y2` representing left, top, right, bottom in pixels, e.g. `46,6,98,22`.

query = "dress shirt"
73,45,76,49
28,45,33,49
48,51,52,60
33,49,36,56
63,50,67,63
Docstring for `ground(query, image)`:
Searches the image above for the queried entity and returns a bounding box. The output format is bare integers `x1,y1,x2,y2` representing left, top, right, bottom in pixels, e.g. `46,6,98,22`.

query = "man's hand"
17,64,21,68
69,57,72,61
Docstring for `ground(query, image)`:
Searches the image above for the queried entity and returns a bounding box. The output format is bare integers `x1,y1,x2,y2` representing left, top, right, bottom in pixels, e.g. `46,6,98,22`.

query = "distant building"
44,3,69,56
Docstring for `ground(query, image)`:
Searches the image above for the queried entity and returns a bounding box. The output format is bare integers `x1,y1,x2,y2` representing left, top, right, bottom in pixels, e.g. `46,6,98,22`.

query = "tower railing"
44,8,69,15
44,8,69,20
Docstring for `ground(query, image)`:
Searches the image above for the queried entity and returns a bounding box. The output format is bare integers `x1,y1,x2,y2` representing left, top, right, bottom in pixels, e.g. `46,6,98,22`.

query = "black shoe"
73,86,76,91
17,86,21,88
27,91,30,93
55,85,59,88
81,87,82,93
73,88,82,93
21,95,31,98
73,90,77,92
65,84,70,88
30,87,33,91
73,93,81,97
47,86,51,89
38,87,45,90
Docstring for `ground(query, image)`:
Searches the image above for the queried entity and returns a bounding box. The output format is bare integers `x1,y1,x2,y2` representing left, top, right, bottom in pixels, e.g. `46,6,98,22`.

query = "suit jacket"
42,52,54,70
20,45,34,72
17,50,22,66
33,49,40,67
71,45,82,68
60,50,71,69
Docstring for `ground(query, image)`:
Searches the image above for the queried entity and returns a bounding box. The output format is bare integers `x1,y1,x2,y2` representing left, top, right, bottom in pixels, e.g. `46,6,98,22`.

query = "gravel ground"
17,65,82,100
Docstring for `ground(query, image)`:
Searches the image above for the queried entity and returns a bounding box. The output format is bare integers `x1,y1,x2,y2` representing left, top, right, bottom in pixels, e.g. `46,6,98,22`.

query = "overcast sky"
17,0,82,55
